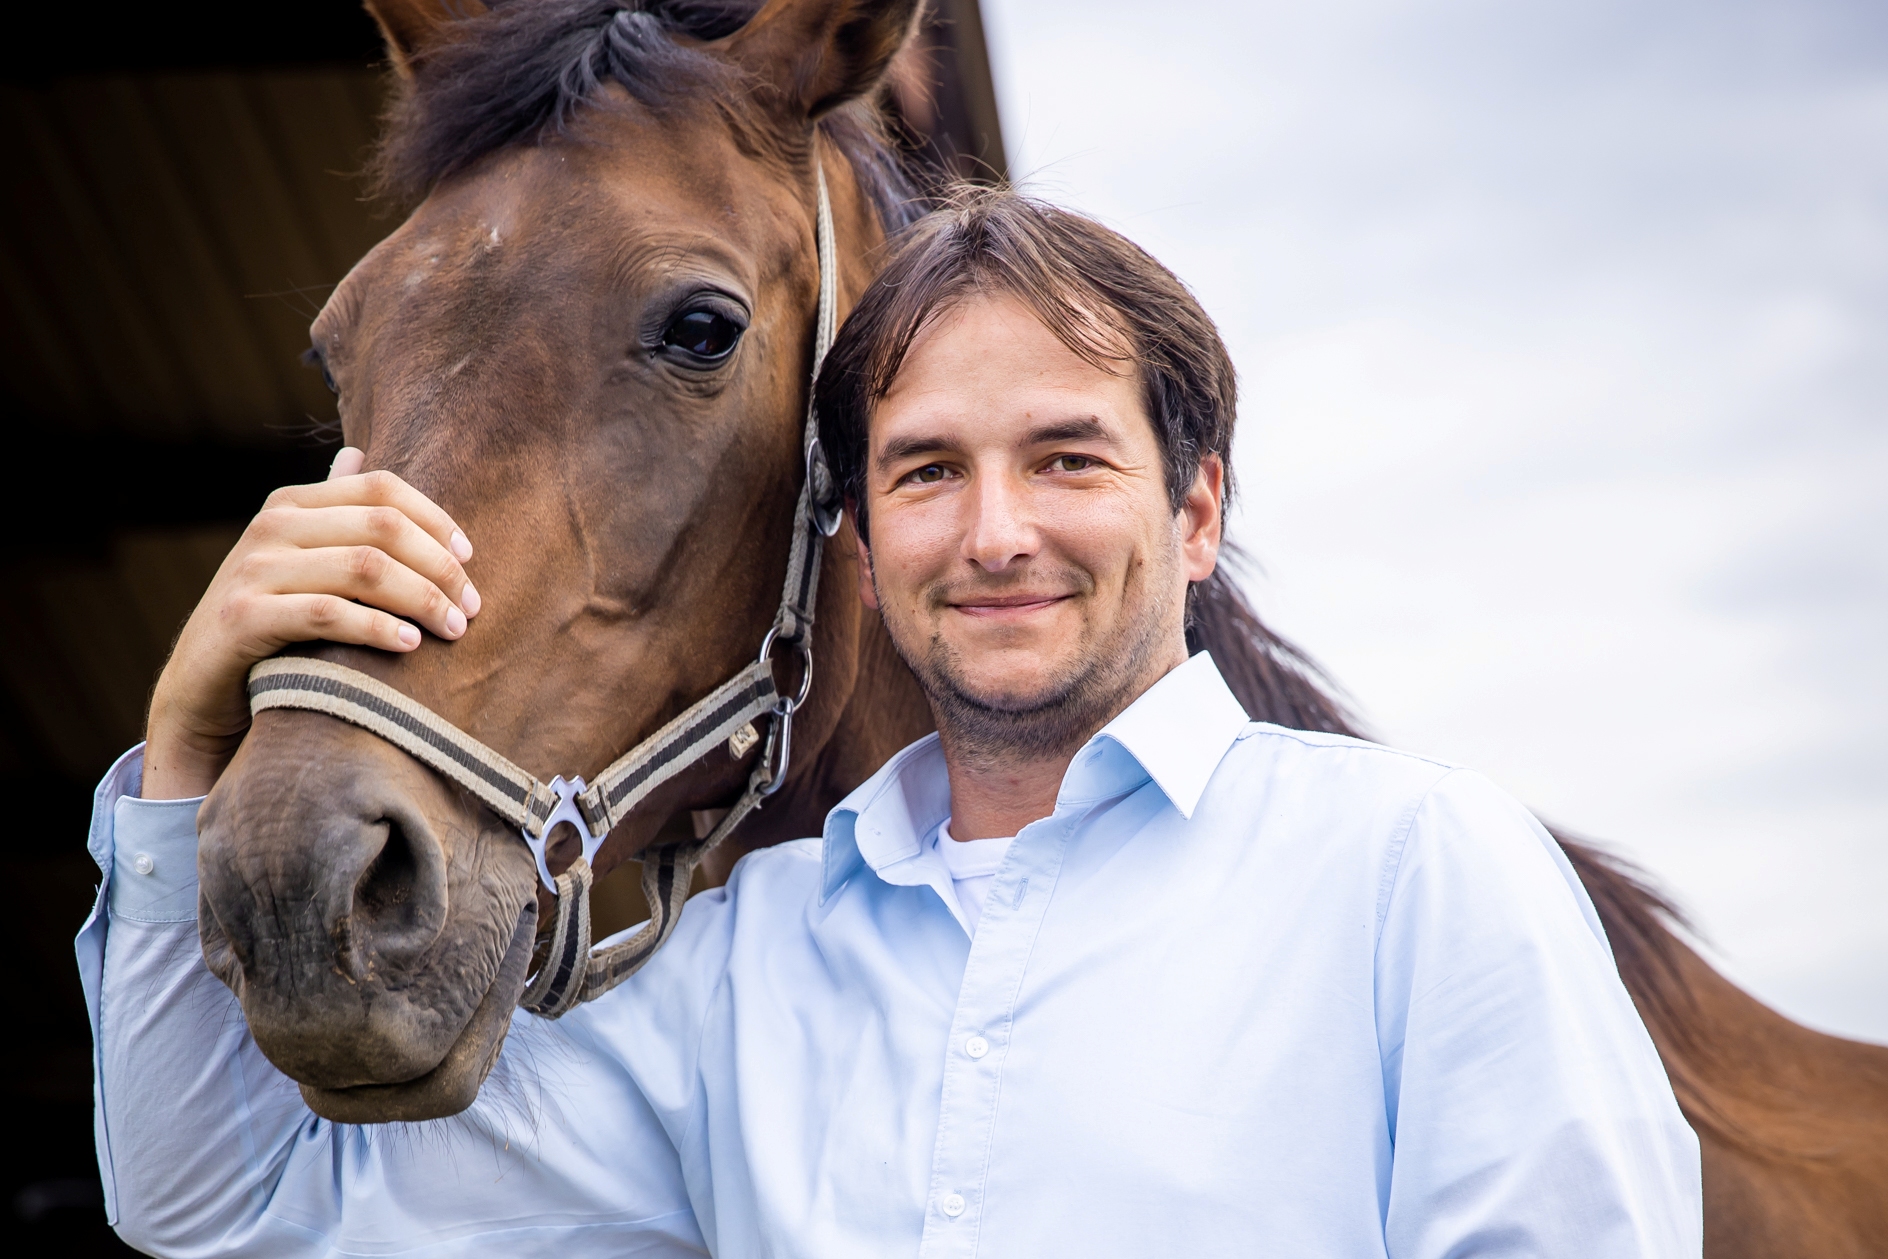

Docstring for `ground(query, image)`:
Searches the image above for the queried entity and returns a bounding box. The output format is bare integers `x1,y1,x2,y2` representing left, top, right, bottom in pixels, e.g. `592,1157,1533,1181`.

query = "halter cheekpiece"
247,164,846,1018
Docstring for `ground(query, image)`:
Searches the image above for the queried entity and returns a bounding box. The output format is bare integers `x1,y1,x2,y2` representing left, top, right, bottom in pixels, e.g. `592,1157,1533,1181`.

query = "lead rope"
247,162,846,1018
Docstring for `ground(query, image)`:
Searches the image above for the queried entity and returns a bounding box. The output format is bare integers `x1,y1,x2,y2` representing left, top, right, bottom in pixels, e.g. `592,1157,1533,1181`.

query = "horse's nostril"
359,819,420,917
348,817,448,968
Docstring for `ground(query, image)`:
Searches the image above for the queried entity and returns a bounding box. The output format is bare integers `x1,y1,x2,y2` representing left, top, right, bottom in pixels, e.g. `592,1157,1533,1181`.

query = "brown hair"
814,186,1238,539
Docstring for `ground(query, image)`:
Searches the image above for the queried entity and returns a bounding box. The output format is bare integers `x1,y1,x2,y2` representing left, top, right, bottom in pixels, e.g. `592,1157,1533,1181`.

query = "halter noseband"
246,164,845,1018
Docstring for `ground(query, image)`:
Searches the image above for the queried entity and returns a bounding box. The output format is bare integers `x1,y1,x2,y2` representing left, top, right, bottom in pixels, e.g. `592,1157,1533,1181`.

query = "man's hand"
141,448,481,800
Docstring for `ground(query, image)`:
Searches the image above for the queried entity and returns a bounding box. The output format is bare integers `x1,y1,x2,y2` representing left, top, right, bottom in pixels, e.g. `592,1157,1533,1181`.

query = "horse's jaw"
297,905,537,1124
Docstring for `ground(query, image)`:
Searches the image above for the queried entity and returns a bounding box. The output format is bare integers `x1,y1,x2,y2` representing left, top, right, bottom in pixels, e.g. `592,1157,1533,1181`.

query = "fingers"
272,464,474,565
249,502,479,622
254,546,470,643
328,446,366,480
237,593,425,658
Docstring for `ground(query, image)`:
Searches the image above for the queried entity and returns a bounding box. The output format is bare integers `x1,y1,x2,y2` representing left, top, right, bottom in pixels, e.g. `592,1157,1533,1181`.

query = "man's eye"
1050,455,1094,472
660,308,744,362
906,464,948,484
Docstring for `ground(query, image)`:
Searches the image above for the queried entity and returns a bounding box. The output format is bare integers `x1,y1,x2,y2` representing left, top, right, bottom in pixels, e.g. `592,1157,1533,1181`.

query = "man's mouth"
948,592,1073,619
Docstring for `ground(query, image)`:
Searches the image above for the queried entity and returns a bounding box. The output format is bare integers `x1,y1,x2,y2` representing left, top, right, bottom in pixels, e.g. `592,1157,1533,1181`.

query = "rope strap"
249,656,778,849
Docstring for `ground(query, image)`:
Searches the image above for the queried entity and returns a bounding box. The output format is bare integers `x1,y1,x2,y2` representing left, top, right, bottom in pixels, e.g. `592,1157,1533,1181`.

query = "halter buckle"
522,775,607,893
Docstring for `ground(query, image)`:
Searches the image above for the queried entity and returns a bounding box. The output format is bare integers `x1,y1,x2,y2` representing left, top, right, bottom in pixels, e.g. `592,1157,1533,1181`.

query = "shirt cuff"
108,762,205,925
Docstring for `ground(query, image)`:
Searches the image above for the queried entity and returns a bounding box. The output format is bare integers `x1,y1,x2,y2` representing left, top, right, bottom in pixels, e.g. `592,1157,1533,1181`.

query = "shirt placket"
915,808,1077,1258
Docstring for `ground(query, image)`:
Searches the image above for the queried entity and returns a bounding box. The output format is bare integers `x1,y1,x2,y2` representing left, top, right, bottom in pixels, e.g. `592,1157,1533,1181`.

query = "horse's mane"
370,0,923,232
1184,558,1698,1074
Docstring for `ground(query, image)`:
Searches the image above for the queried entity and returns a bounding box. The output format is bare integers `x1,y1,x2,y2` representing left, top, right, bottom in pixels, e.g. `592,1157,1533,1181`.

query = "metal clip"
758,709,793,796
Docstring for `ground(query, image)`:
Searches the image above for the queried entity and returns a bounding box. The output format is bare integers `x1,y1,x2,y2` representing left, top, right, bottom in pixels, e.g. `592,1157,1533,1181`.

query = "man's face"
856,292,1222,754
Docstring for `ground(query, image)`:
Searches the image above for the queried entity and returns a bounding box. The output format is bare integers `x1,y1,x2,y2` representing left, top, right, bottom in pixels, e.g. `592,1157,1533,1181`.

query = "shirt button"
965,1035,989,1059
941,1193,966,1218
132,853,155,876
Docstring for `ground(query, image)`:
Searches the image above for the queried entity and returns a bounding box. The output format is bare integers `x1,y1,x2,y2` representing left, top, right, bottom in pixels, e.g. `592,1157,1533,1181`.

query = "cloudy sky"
979,0,1887,1041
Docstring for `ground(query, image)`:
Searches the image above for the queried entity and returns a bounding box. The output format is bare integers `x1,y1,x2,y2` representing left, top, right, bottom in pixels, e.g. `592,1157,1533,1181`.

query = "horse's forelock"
371,0,755,203
368,0,920,230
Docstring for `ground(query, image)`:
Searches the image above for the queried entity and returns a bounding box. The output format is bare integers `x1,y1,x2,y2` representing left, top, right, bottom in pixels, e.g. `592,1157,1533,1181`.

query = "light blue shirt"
78,653,1701,1257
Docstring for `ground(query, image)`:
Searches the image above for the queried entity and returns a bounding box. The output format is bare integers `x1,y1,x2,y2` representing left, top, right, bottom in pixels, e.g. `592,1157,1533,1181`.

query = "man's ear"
1180,455,1225,584
719,0,925,121
364,0,487,78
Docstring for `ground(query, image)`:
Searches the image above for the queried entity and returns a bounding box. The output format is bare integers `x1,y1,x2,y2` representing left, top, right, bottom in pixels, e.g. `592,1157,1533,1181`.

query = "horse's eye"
302,345,339,395
661,308,743,362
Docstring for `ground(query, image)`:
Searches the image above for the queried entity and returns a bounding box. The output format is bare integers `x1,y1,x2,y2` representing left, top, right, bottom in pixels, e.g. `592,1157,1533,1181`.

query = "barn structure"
0,3,1004,1251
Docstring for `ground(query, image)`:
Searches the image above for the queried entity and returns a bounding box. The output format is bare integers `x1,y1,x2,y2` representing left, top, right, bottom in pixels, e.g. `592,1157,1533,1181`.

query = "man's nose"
962,471,1040,572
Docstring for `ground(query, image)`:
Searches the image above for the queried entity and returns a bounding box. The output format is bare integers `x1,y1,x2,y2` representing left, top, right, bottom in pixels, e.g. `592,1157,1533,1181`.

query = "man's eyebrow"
874,434,959,472
1023,417,1111,445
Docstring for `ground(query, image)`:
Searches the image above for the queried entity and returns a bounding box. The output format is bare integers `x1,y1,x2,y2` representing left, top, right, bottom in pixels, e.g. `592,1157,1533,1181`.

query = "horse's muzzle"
196,708,538,1120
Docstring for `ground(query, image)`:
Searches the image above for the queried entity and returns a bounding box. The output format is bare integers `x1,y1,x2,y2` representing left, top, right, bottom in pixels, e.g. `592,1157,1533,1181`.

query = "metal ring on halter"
806,437,844,538
757,623,815,714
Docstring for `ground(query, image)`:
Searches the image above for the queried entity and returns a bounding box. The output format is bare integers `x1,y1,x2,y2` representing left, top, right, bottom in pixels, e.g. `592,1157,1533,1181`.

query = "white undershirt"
934,819,1014,935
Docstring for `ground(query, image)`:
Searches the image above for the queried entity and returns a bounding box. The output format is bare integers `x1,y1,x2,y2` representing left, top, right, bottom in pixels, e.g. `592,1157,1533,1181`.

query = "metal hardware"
758,707,793,796
807,437,843,538
757,623,815,713
521,775,607,893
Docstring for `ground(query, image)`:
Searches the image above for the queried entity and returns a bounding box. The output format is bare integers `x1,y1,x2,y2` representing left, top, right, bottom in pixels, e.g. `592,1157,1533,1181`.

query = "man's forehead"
870,296,1147,447
894,289,1133,381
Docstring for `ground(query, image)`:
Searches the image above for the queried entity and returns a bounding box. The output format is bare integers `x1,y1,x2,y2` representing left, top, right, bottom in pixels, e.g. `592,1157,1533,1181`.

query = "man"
83,190,1700,1256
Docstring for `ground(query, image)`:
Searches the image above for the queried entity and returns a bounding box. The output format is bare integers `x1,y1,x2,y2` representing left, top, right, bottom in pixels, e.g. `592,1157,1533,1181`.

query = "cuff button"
132,852,155,876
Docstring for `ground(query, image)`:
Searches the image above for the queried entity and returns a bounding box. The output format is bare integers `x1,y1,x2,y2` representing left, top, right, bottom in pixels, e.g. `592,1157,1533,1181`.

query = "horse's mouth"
297,905,538,1124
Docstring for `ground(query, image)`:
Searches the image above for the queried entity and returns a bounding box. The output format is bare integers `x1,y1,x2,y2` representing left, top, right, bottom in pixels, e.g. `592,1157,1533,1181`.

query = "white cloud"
983,0,1888,1040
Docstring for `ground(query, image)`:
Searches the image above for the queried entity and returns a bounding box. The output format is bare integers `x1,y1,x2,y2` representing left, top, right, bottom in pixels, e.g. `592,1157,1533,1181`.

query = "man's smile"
946,591,1076,621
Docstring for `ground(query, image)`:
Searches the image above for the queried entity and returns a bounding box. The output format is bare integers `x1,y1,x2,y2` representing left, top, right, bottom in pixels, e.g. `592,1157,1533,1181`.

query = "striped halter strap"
245,165,845,1018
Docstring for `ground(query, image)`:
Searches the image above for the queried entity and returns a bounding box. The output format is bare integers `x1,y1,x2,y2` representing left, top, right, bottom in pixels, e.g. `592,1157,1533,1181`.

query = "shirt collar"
820,652,1250,902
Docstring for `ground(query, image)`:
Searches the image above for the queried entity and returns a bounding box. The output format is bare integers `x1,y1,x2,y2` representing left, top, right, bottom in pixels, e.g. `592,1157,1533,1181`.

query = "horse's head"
195,0,922,1122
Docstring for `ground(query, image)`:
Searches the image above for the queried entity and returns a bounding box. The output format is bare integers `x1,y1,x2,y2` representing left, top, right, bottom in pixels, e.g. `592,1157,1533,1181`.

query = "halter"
247,164,845,1018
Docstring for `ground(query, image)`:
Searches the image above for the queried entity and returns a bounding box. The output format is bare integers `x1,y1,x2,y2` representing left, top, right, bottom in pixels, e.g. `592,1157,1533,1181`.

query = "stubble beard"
874,555,1183,774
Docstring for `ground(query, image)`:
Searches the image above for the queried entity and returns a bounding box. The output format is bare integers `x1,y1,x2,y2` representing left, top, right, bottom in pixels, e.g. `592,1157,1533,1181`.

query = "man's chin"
916,646,1112,751
933,660,1087,716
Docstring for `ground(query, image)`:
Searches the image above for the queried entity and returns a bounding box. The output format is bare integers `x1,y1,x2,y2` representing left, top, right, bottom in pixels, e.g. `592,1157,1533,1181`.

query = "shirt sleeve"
1375,769,1703,1258
78,745,708,1258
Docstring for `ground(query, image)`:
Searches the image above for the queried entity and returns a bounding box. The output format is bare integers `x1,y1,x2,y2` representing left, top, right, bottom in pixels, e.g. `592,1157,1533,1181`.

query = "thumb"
328,446,366,480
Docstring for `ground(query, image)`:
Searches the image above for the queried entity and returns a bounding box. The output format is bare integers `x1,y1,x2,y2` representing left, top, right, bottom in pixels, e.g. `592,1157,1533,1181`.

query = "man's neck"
937,745,1072,841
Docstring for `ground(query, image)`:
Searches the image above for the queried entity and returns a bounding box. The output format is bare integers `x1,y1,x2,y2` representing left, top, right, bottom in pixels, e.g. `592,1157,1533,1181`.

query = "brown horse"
194,0,1888,1254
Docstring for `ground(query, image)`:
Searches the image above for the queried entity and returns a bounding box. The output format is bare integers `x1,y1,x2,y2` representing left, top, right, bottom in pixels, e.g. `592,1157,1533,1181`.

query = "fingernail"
460,581,482,617
396,624,421,648
445,606,467,636
450,530,473,561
